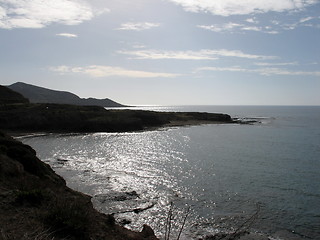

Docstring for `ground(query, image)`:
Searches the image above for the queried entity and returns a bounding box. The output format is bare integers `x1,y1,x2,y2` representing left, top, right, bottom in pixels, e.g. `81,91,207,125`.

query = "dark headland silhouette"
1,84,235,133
8,82,125,107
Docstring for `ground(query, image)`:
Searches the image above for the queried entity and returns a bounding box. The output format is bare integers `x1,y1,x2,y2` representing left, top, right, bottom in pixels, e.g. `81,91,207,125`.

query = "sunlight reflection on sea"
22,106,320,240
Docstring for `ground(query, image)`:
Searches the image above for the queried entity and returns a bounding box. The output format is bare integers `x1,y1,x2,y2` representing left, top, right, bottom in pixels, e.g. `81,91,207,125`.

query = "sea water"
21,106,320,239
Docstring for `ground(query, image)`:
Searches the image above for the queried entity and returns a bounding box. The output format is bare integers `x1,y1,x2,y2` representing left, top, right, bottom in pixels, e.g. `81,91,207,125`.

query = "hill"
8,82,125,107
0,85,29,104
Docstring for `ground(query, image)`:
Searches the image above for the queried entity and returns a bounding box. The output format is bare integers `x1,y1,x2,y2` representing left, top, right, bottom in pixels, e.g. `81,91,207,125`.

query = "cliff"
0,131,158,240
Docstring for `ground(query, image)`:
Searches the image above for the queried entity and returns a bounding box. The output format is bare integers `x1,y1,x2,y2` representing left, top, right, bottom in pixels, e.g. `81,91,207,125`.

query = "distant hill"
0,85,29,104
8,82,125,107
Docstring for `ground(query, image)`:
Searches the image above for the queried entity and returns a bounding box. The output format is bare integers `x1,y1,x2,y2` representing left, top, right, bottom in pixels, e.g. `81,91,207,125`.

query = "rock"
94,191,140,203
119,218,132,225
238,232,269,240
141,224,155,237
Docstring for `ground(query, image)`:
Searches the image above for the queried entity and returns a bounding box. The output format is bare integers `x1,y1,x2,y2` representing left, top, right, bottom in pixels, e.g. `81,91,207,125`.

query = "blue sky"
0,0,319,105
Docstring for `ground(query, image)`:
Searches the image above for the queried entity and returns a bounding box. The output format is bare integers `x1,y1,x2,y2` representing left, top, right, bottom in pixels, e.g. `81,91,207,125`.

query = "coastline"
0,130,256,240
1,128,309,240
0,131,290,240
0,103,236,134
0,131,158,240
0,103,244,240
1,103,310,240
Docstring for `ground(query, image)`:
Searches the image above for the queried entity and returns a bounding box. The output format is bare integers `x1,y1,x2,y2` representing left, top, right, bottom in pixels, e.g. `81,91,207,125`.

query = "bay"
21,105,320,239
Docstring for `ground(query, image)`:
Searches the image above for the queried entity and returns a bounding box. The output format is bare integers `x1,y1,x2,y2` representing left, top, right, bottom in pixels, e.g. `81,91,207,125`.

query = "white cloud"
257,68,320,76
209,49,276,59
269,15,320,31
167,0,318,16
118,49,277,60
241,26,262,31
197,66,320,77
265,30,279,34
198,22,277,34
246,18,259,24
118,49,218,60
117,22,161,31
197,66,249,73
271,20,280,25
197,23,243,32
0,6,6,18
282,23,299,30
50,65,180,78
199,14,320,34
50,65,70,73
0,0,108,29
56,33,78,38
299,16,314,23
254,62,298,66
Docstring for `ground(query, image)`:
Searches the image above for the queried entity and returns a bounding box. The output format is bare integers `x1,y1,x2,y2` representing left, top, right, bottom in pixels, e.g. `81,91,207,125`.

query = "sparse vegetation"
15,189,45,206
43,200,90,239
164,202,191,240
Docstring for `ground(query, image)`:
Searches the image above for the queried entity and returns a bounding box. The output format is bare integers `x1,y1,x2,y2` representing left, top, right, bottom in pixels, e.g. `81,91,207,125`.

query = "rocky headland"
0,102,234,134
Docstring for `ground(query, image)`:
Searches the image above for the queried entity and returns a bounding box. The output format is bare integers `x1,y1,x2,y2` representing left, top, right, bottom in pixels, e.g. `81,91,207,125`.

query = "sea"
20,105,320,240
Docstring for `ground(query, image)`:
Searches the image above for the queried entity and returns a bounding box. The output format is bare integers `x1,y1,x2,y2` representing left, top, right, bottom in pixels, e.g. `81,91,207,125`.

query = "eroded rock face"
0,131,158,240
0,132,65,185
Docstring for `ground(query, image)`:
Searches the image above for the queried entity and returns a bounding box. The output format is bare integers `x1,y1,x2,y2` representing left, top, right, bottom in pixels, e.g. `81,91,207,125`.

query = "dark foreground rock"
0,103,234,133
0,131,158,240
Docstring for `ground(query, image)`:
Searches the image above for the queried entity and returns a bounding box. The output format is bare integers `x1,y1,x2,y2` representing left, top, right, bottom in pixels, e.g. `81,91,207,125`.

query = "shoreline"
1,131,309,240
18,134,308,240
1,103,305,240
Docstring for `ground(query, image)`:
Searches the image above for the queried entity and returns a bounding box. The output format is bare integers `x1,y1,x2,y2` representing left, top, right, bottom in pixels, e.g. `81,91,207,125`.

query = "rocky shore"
0,131,158,239
1,131,303,240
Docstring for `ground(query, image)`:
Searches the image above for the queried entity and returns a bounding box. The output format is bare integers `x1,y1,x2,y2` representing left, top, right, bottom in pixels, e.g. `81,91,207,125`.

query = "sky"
0,0,320,106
